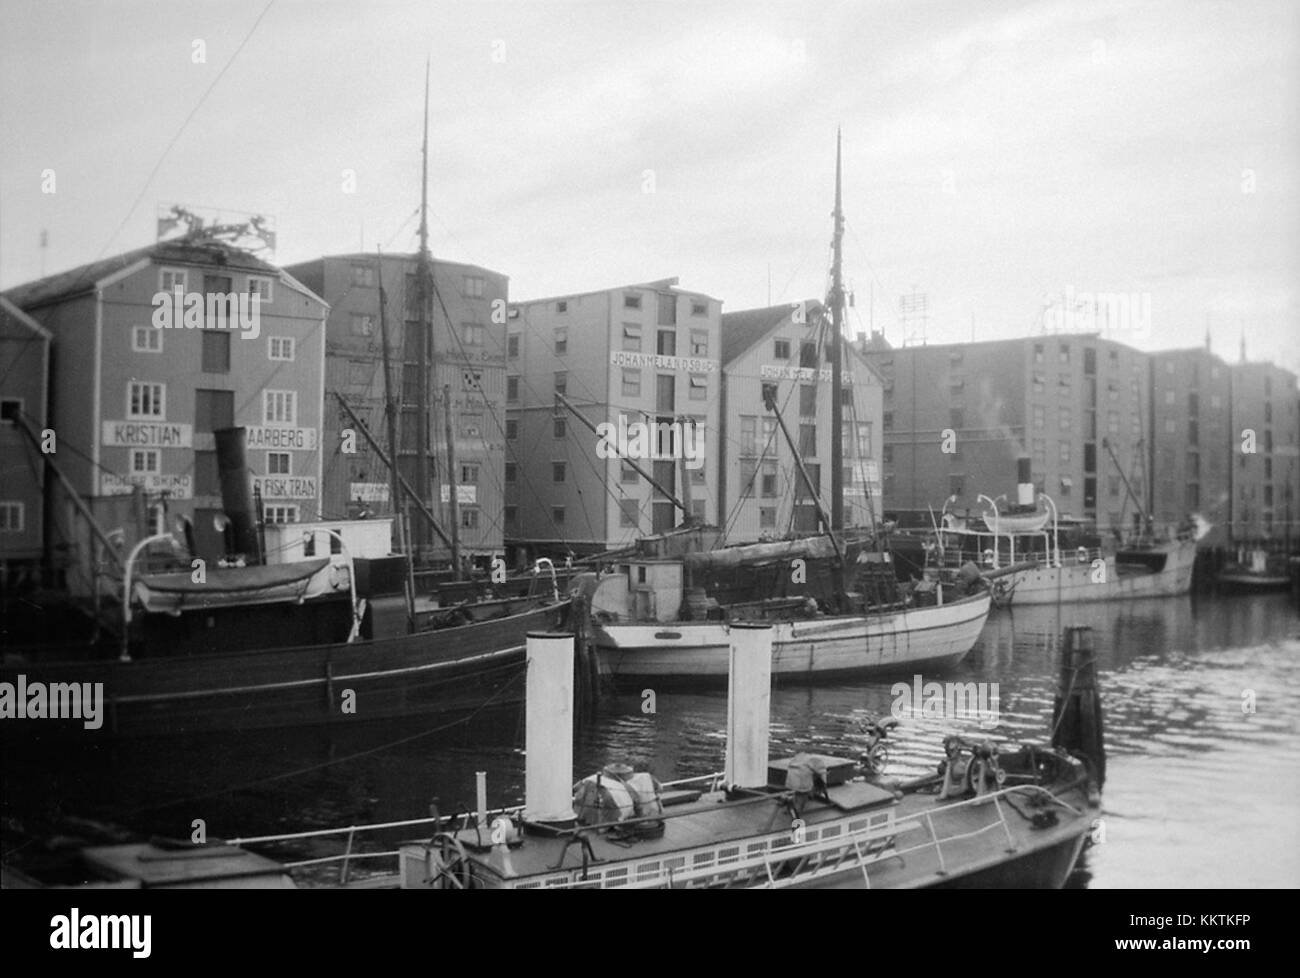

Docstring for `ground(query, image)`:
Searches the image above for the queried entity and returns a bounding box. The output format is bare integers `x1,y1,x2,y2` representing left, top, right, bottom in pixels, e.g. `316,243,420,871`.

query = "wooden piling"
1052,625,1106,790
571,590,597,722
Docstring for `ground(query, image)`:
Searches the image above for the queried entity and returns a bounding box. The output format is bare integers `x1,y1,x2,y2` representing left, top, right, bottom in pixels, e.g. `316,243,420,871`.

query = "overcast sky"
2,0,1297,372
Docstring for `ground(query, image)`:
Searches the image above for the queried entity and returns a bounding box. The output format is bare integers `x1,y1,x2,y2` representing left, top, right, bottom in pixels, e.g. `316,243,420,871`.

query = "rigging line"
441,301,624,545
561,416,601,544
426,283,568,542
574,412,643,529
384,209,422,251
842,217,910,333
718,365,802,540
719,419,785,541
0,331,42,390
93,0,279,264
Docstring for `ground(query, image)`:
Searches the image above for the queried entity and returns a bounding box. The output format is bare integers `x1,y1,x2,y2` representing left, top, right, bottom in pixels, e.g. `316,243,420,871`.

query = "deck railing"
225,773,728,887
227,778,1081,890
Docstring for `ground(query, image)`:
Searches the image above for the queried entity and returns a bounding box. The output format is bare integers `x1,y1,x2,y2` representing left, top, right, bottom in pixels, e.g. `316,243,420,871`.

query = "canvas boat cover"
133,558,343,614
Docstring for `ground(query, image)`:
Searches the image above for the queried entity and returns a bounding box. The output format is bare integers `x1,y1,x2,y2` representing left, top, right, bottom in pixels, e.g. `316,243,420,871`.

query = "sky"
2,0,1297,372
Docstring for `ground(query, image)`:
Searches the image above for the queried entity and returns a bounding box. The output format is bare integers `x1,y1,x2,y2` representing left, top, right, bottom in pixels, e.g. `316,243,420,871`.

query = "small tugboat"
1215,548,1292,593
395,624,1104,890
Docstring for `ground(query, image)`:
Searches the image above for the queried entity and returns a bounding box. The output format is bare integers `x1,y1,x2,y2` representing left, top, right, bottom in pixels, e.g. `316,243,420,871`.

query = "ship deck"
423,755,1097,889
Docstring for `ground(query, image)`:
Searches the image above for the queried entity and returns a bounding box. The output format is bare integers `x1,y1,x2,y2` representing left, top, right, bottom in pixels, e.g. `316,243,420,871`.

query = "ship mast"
375,251,402,528
414,61,433,557
829,128,846,533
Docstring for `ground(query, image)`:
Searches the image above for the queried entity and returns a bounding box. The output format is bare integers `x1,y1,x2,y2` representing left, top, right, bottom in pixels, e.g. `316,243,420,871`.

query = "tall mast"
444,384,461,580
375,250,402,526
414,60,433,555
829,128,846,532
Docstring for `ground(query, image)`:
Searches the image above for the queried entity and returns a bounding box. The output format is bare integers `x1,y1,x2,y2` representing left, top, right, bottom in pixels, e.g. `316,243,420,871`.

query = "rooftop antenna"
900,288,929,346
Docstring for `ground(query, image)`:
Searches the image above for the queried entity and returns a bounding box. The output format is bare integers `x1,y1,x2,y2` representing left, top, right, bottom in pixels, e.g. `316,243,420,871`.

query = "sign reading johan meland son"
610,352,719,373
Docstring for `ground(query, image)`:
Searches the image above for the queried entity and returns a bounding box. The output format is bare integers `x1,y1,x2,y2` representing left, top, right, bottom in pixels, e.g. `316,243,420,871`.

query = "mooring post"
1052,625,1106,791
570,590,595,719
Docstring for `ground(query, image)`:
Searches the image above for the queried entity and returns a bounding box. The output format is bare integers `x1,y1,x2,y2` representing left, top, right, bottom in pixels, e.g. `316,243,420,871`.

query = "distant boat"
1216,549,1292,593
928,484,1199,605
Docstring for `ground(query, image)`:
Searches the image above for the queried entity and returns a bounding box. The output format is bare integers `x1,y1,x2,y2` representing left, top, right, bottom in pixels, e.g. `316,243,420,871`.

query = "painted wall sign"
252,476,318,499
101,473,193,498
759,364,855,384
101,421,193,448
440,484,477,504
246,426,318,450
610,352,719,373
349,482,391,503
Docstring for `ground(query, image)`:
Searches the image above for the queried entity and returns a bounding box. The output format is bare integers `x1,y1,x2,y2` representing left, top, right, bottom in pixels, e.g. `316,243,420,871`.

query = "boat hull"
998,541,1196,605
0,601,569,738
594,592,991,683
1215,572,1292,593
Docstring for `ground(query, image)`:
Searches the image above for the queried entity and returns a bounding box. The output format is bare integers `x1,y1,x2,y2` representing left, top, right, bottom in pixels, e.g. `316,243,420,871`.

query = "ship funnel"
524,631,577,828
725,623,774,790
1052,625,1106,790
214,427,261,562
1016,456,1034,507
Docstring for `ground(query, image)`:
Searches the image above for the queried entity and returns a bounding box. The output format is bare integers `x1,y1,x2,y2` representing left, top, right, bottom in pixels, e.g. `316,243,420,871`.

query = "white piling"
524,631,577,826
475,771,488,830
725,622,774,790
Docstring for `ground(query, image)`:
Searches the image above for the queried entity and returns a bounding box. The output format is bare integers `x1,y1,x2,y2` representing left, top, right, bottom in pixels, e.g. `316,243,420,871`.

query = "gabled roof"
4,239,281,311
286,253,508,278
720,300,823,366
516,278,719,309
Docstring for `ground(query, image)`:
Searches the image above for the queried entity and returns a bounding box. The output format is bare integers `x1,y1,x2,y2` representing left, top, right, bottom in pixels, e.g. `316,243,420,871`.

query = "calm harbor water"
4,591,1298,887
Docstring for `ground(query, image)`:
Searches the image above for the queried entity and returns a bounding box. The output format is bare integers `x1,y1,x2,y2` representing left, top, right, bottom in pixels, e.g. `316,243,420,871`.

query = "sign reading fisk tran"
252,476,318,499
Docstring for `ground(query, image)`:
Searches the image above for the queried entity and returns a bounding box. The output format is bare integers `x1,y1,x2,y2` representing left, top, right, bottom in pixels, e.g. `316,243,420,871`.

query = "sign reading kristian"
101,421,193,448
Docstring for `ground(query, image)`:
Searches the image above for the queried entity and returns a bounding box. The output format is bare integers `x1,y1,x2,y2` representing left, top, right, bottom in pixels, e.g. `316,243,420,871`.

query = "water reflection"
3,593,1296,886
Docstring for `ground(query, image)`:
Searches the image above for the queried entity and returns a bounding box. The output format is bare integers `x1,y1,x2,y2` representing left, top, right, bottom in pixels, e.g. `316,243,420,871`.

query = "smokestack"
725,623,773,789
214,427,261,561
523,631,577,828
1016,455,1034,507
